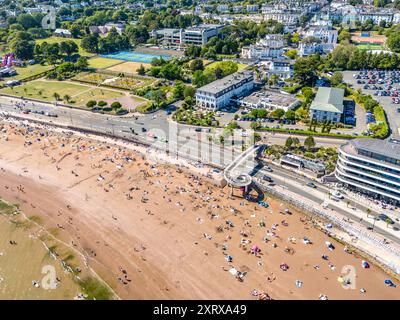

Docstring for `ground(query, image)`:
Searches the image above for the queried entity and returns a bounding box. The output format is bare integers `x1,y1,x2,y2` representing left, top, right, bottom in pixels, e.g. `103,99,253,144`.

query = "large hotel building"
335,139,400,205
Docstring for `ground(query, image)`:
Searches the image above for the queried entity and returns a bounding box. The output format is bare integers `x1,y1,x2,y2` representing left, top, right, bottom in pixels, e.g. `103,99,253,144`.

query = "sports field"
88,57,122,69
106,61,151,74
356,43,384,51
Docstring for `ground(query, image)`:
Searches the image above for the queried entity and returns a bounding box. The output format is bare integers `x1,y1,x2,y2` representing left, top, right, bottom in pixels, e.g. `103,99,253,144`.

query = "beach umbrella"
251,245,260,253
337,276,344,283
280,263,289,271
361,260,370,269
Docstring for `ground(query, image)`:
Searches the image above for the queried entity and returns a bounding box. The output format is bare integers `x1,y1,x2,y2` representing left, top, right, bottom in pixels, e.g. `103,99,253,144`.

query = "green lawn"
237,63,248,71
356,43,384,51
205,60,248,72
73,87,124,104
13,64,54,80
36,37,95,57
88,57,122,69
0,80,89,101
0,79,138,110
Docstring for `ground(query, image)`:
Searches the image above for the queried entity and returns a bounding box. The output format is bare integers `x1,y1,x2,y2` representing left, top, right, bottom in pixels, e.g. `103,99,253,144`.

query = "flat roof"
240,89,299,108
197,71,253,95
185,24,224,31
349,138,400,162
310,87,344,113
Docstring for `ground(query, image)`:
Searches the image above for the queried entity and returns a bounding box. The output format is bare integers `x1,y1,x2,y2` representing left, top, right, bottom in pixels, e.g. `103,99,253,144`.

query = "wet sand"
0,120,398,300
0,203,82,299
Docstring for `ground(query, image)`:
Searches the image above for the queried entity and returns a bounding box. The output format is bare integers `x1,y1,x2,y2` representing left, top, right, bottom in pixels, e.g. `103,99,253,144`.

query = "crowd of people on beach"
0,118,398,300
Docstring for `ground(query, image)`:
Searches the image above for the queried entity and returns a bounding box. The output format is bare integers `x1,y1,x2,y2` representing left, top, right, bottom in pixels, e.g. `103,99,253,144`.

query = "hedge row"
258,127,359,139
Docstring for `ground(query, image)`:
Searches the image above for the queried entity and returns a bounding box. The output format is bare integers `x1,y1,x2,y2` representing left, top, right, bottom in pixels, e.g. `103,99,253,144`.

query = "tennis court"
100,50,171,63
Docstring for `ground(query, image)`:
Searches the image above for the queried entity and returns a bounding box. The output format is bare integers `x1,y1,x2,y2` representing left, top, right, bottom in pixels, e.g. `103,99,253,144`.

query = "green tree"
189,59,204,72
172,81,186,99
285,109,296,120
294,55,320,86
183,86,196,99
270,108,285,119
111,101,122,110
86,100,97,108
250,121,261,130
330,71,343,87
63,94,71,102
304,136,316,150
10,39,34,59
137,64,146,75
81,34,99,53
387,32,400,53
338,29,351,43
285,137,293,148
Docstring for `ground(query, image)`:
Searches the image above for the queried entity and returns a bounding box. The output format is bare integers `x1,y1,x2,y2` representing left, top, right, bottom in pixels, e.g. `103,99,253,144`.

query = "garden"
73,72,157,91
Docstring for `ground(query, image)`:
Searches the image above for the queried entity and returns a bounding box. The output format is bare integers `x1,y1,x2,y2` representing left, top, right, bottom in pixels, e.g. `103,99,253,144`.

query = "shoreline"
0,199,118,300
0,119,399,299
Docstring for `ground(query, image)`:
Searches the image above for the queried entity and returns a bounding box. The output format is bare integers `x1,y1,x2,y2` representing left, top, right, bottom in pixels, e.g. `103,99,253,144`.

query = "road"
1,95,398,243
252,163,400,243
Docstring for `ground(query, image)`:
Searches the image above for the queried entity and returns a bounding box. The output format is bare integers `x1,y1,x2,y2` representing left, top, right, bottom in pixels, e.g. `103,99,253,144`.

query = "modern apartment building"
150,24,225,47
196,71,254,111
336,139,400,204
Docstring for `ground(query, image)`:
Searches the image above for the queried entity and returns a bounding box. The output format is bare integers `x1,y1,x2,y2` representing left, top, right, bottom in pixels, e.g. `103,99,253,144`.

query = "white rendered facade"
336,139,400,204
196,71,254,111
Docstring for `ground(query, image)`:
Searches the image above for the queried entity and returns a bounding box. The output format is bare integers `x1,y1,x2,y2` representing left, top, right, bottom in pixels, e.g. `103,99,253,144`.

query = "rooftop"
240,89,299,108
197,71,253,95
310,87,344,113
185,24,224,31
348,138,400,163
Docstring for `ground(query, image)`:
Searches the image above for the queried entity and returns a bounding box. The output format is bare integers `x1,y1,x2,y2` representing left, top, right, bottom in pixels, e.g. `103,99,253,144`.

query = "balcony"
335,167,400,202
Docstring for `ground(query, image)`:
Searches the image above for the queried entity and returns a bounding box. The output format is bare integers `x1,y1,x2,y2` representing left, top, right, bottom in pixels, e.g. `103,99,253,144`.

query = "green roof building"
310,87,344,123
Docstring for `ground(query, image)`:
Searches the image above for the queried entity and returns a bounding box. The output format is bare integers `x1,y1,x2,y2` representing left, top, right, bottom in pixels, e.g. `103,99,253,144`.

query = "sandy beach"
0,120,398,300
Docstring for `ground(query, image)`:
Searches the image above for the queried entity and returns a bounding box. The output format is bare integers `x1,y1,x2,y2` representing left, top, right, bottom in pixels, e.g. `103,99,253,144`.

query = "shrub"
116,108,128,115
98,100,107,107
111,101,122,110
86,100,97,108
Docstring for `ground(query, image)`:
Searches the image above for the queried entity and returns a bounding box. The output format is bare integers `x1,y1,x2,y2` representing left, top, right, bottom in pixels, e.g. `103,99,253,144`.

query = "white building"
267,59,294,79
302,27,338,44
54,28,72,38
357,10,394,24
310,87,344,122
196,71,254,111
217,5,229,13
241,34,285,60
151,24,225,47
89,23,125,35
336,139,400,205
